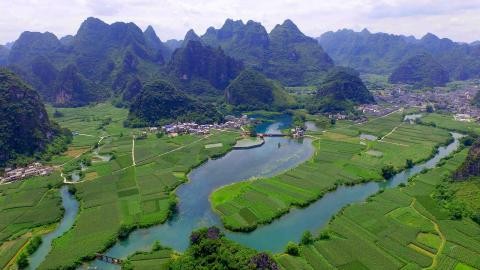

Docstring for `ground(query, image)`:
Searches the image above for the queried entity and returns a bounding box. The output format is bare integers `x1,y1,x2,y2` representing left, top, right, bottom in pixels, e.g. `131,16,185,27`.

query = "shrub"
300,231,314,245
17,253,29,269
285,242,299,256
381,165,396,179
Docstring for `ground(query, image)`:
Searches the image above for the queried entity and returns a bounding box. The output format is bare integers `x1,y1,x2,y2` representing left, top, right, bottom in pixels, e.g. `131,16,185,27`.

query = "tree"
406,159,414,169
381,165,396,179
300,231,314,245
285,242,299,256
17,253,29,269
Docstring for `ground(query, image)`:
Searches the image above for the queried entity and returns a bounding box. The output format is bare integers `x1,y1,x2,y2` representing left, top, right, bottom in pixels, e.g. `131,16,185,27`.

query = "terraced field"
39,130,239,269
421,113,480,135
211,112,452,231
0,173,63,243
275,149,480,270
123,246,174,270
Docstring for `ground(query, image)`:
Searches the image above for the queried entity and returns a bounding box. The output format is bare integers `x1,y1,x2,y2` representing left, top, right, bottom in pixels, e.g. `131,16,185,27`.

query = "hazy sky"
2,0,480,44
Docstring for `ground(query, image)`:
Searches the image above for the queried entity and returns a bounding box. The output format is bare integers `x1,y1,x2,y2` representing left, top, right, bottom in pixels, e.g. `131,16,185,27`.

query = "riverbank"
233,137,265,149
37,131,240,270
211,113,453,231
82,118,314,269
274,140,480,270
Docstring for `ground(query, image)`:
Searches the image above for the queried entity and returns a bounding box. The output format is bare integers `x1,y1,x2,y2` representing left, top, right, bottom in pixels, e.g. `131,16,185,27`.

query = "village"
359,82,480,121
153,115,251,136
0,162,54,184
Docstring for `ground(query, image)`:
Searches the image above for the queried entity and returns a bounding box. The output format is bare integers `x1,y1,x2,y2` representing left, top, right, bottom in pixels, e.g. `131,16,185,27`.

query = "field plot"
421,113,480,135
124,247,173,270
0,173,63,242
39,131,239,269
212,115,451,231
278,148,480,270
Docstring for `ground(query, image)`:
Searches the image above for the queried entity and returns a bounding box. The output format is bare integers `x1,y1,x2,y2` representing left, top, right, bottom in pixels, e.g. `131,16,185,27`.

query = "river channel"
30,116,463,269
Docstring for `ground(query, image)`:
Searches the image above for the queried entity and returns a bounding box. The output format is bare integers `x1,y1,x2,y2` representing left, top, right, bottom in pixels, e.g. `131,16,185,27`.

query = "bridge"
258,133,287,137
96,253,123,265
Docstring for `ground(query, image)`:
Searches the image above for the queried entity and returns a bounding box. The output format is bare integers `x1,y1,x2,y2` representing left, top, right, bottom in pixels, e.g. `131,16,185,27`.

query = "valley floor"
1,104,479,270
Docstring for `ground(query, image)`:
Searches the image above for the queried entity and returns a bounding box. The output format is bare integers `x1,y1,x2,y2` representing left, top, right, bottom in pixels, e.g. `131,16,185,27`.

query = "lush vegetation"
225,69,295,110
389,53,450,88
168,40,243,96
123,227,280,270
307,67,374,113
211,112,452,231
126,80,222,127
38,104,240,268
171,227,279,270
454,139,480,180
319,29,480,81
0,68,68,167
202,19,334,86
274,148,480,270
122,242,174,270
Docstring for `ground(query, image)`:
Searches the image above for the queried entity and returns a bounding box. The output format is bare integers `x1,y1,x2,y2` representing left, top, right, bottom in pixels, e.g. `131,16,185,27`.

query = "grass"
39,128,239,269
211,112,452,231
124,246,174,270
0,173,63,243
279,147,480,269
420,113,480,135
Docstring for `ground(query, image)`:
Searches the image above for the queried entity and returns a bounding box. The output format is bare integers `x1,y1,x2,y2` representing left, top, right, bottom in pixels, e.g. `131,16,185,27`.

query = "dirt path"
131,136,136,166
410,199,446,270
380,125,401,141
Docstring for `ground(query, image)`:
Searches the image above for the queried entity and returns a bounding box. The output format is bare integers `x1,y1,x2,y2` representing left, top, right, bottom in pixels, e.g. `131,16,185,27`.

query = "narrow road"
410,199,446,270
379,123,404,141
131,136,136,166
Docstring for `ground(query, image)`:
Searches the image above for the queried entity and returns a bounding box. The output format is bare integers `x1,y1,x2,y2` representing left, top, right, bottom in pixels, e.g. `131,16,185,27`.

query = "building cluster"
0,163,54,184
291,126,305,138
360,83,480,120
357,104,400,117
160,115,250,136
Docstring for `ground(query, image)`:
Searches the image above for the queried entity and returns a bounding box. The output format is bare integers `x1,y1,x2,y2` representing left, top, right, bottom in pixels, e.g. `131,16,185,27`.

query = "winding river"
30,116,463,269
27,186,79,270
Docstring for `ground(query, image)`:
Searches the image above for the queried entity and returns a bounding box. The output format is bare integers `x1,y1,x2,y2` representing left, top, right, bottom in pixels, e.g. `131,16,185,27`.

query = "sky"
1,0,480,44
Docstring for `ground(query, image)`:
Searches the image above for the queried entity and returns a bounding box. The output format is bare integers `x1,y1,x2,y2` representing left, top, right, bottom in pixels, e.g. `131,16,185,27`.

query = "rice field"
0,173,63,243
276,148,480,270
39,129,239,269
211,116,452,231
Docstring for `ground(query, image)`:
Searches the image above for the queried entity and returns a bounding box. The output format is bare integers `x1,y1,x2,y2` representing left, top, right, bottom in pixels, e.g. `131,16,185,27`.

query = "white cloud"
1,0,480,44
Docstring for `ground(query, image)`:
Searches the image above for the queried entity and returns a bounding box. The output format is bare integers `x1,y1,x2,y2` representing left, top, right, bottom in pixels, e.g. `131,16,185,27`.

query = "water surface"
28,186,79,270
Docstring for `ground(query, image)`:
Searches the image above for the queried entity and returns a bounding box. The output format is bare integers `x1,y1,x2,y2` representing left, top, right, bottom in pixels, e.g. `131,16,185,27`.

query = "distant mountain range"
0,17,347,109
318,29,480,83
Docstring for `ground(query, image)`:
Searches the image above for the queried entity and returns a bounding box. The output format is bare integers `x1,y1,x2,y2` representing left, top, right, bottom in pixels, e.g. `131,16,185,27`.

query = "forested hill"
389,54,450,87
3,17,376,111
6,17,167,106
201,19,334,86
0,69,60,167
167,40,243,97
126,80,222,127
318,67,374,104
318,29,480,80
454,139,480,180
0,45,8,66
225,69,295,110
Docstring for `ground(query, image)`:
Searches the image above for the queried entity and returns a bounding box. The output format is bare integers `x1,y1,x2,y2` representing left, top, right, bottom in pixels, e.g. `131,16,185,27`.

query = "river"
32,116,463,269
27,186,79,270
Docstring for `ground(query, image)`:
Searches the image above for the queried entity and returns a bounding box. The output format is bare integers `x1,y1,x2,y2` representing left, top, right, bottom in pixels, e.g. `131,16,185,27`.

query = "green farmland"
37,105,240,269
275,149,480,270
211,111,452,231
0,173,63,269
